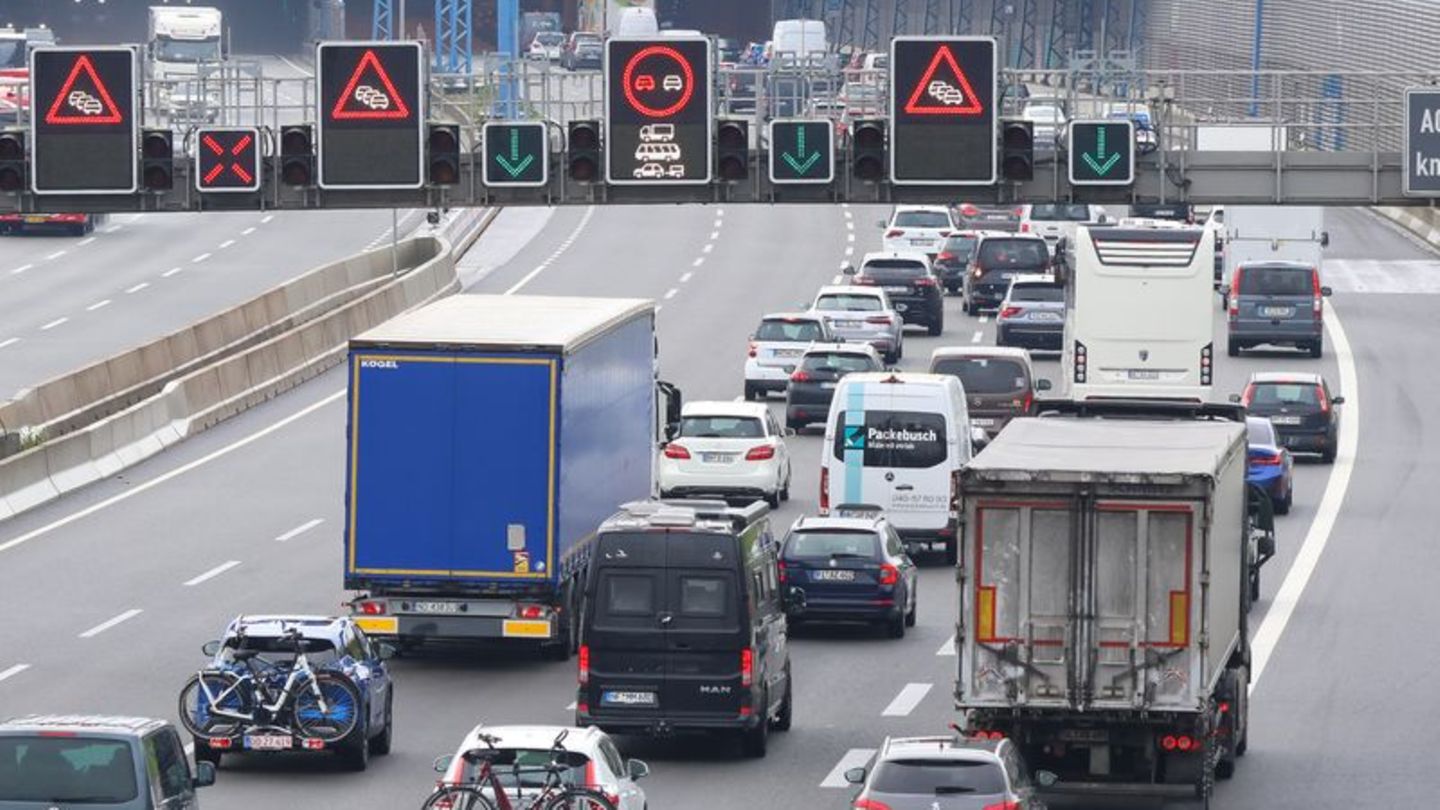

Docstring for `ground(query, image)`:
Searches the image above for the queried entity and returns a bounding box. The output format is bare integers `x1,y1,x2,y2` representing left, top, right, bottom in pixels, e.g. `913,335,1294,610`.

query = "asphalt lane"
0,204,1408,810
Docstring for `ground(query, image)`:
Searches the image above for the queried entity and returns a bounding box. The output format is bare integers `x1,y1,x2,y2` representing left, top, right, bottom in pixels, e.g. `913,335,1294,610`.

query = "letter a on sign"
45,54,124,125
331,49,412,120
903,45,983,116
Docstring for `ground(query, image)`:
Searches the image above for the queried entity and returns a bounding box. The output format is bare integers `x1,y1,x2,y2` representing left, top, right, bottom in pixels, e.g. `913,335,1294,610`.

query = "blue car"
184,615,395,771
1246,416,1294,514
779,506,919,639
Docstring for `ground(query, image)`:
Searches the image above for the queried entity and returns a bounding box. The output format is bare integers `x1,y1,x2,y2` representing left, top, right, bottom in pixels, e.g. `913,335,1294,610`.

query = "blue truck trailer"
343,295,679,659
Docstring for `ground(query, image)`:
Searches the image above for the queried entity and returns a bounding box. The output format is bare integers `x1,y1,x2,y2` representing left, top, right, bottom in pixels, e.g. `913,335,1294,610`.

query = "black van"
576,500,792,758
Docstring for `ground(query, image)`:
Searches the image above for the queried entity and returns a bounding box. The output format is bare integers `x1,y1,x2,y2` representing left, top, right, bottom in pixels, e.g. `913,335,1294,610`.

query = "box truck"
147,5,225,121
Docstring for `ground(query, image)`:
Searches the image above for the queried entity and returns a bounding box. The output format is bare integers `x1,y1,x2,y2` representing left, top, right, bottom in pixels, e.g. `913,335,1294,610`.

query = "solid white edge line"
275,53,314,77
0,390,346,556
79,608,143,639
820,749,877,788
880,682,933,717
0,664,30,684
275,518,324,542
183,560,242,587
1249,301,1360,692
936,634,956,656
504,206,594,295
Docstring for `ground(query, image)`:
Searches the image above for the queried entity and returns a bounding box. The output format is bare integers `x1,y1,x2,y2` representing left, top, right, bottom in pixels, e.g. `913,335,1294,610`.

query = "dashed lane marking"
693,257,705,267
504,206,596,296
87,300,111,312
162,267,183,278
40,317,67,331
971,330,982,343
242,227,256,236
184,560,242,587
218,239,235,249
979,315,989,324
192,253,211,264
664,288,678,300
275,518,324,542
0,338,18,350
76,237,96,247
832,275,842,284
881,683,933,717
680,272,693,283
10,264,32,275
702,244,714,253
79,609,143,639
710,230,720,240
125,282,149,294
821,749,876,788
45,250,66,260
260,214,275,224
0,665,30,685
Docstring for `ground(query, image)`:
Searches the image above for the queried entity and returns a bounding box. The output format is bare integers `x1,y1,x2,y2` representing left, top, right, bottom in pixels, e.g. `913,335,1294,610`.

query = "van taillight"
1072,341,1087,384
1311,270,1323,318
578,644,590,685
1200,343,1213,386
741,648,754,687
777,560,788,584
1228,269,1242,318
819,467,830,512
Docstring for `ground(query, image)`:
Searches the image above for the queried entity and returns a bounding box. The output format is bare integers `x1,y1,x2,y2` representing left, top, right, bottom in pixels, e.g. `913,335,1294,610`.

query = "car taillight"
969,729,1005,740
745,444,776,461
777,559,788,584
1200,343,1213,386
790,370,812,382
878,563,899,585
885,229,905,238
355,600,386,615
517,604,545,619
1019,390,1034,412
206,737,232,749
1019,222,1030,232
1012,206,1024,216
982,801,1021,810
1240,384,1255,408
936,251,955,262
663,443,691,460
866,315,893,325
578,644,590,685
1317,386,1330,414
999,306,1023,318
741,648,754,687
914,276,937,287
1073,341,1087,384
960,203,979,216
854,800,893,810
1229,269,1243,318
1311,270,1323,318
820,467,829,512
1254,452,1284,467
747,340,757,358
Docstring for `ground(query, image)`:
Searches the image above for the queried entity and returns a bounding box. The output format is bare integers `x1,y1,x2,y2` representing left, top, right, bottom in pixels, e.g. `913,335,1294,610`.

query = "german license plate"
245,734,292,751
909,239,932,247
1032,312,1062,321
1261,306,1293,317
25,215,47,223
1270,415,1302,425
1127,370,1161,380
701,452,736,463
811,570,856,581
413,601,460,614
774,348,803,357
970,418,995,427
895,303,909,312
884,286,909,293
1058,729,1109,743
602,690,657,706
820,381,837,389
836,320,861,328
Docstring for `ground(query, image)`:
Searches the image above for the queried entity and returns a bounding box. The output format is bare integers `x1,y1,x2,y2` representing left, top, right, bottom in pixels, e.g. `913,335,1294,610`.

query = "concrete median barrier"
1374,206,1440,244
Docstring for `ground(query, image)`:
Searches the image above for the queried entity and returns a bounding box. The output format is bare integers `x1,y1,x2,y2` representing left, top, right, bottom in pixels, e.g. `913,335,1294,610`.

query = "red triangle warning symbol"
331,49,412,120
903,46,984,116
45,54,124,126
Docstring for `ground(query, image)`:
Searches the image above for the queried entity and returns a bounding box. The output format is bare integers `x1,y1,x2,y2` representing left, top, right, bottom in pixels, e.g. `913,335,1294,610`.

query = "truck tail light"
1160,733,1197,752
206,737,233,749
1200,343,1213,386
999,306,1023,319
1073,341,1087,384
578,644,590,685
663,443,691,460
740,648,754,687
878,563,899,585
517,604,545,619
1019,222,1030,232
745,444,776,461
819,467,829,512
355,600,386,615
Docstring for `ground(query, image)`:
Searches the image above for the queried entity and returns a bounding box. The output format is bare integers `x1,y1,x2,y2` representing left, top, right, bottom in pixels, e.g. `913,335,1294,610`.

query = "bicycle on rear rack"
421,728,617,810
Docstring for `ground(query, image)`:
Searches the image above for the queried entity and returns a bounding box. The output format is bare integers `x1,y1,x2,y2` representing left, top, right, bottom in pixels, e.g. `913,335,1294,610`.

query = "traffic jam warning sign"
316,41,424,189
889,37,997,185
196,128,261,193
605,38,712,185
29,47,138,193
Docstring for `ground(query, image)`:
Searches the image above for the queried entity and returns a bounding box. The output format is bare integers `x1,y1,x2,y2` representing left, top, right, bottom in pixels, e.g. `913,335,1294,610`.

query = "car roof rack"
618,499,769,532
1035,398,1245,423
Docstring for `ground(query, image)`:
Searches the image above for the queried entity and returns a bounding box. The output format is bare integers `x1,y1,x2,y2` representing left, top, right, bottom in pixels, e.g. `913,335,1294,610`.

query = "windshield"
1246,418,1277,445
931,357,1028,394
1238,266,1314,296
869,758,1007,794
756,319,824,341
1009,283,1064,302
0,41,22,70
535,33,564,45
1027,204,1091,221
801,352,876,373
977,239,1049,269
815,294,882,312
942,235,979,258
0,736,139,803
893,211,951,228
679,416,764,438
1246,383,1321,408
154,38,222,63
785,530,879,559
864,259,927,276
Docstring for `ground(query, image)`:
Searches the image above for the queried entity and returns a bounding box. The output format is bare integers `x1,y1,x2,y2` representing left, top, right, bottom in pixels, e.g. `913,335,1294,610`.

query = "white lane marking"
979,315,989,324
192,253,211,264
45,250,67,260
832,275,842,284
1250,303,1360,693
76,237,96,247
565,701,578,711
713,219,723,229
10,264,32,275
841,202,850,208
86,299,112,312
276,518,324,543
654,305,663,313
709,230,720,240
276,54,314,77
692,257,705,267
0,338,19,350
0,390,346,556
162,267,183,278
821,749,876,788
184,560,242,587
716,208,725,217
844,210,853,219
218,239,236,249
504,206,595,296
971,330,982,343
702,243,714,253
125,282,149,294
838,260,850,269
846,233,855,242
881,682,934,717
79,608,143,639
844,246,854,257
679,272,693,283
936,634,956,656
0,664,30,684
846,221,854,230
242,226,256,236
733,395,743,402
40,317,67,331
663,288,678,300
103,225,122,233
261,214,275,224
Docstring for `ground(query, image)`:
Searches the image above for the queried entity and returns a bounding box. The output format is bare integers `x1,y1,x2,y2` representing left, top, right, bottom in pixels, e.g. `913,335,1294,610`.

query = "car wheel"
964,298,975,315
927,318,943,337
765,489,781,509
886,610,906,639
786,418,805,432
194,744,223,767
369,694,393,755
904,587,917,627
1321,440,1337,464
340,718,370,771
1308,339,1323,359
1275,487,1292,515
1249,569,1261,603
944,537,958,566
780,468,791,502
1227,340,1241,357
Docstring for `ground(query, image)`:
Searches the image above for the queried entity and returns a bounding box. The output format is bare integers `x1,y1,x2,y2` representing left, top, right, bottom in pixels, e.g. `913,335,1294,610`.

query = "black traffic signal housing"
1001,119,1034,181
0,130,23,192
428,123,461,186
141,129,174,191
850,119,886,182
279,124,315,187
716,119,748,181
567,120,601,182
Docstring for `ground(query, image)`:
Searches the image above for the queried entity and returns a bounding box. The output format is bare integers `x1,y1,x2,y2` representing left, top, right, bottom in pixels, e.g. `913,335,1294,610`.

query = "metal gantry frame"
435,0,474,74
1102,0,1125,57
1075,0,1095,54
950,0,973,35
893,0,910,38
1014,0,1038,68
1045,0,1069,68
924,0,943,37
861,0,882,52
372,0,395,40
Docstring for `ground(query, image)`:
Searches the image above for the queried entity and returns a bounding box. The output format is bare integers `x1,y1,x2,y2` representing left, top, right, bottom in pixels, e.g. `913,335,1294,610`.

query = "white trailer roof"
967,418,1244,479
353,295,654,353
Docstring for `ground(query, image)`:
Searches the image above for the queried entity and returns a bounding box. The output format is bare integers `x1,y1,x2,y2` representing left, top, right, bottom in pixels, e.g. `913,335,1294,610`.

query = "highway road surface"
0,203,1430,809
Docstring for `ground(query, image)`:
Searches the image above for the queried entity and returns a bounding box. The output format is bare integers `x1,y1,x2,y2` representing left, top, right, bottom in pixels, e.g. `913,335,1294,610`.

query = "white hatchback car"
881,205,957,257
434,724,648,810
659,401,793,507
744,311,834,400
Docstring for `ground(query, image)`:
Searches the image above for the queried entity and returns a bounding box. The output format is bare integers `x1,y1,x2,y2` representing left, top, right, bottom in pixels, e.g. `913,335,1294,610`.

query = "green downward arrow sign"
781,125,822,175
1081,126,1122,175
494,128,535,178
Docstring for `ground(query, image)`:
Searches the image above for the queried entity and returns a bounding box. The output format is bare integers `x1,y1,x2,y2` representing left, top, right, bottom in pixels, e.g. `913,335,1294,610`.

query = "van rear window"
603,574,656,616
831,410,948,469
931,357,1028,395
679,576,729,617
0,737,138,802
1238,266,1314,296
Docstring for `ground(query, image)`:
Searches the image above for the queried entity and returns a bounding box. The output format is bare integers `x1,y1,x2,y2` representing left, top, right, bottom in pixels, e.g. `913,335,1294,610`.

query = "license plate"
1127,370,1161,380
245,734,292,751
970,418,995,427
774,348,803,357
25,215,47,223
1032,312,1062,321
811,569,856,581
1270,415,1302,425
836,320,861,328
909,239,933,246
820,381,836,389
412,601,460,614
1261,306,1294,317
1058,729,1109,743
701,452,737,463
602,690,658,706
883,286,909,293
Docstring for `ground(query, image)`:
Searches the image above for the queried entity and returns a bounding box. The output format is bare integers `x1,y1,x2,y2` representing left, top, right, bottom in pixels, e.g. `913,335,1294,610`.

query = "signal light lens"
740,648,754,687
569,122,599,151
0,133,22,161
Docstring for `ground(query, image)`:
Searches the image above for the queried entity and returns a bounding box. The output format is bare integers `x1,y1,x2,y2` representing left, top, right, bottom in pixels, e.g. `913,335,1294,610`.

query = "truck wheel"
1227,341,1240,357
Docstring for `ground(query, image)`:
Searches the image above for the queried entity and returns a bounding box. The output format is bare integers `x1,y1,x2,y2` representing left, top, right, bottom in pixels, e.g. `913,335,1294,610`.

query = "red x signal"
195,128,260,192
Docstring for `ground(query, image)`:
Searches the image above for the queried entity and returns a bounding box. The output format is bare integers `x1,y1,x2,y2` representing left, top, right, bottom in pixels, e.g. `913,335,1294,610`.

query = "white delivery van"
613,7,659,37
771,19,827,65
821,373,975,564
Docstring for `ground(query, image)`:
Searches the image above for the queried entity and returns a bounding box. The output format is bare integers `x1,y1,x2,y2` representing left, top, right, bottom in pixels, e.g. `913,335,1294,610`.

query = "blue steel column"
1075,0,1094,53
1044,0,1068,68
1014,0,1037,68
861,0,881,51
893,0,910,38
950,0,972,34
1249,0,1264,117
1127,0,1146,57
1102,0,1123,54
372,0,394,40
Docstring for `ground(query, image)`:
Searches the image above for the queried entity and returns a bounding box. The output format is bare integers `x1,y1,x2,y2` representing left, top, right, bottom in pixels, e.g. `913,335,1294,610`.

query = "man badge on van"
844,425,866,450
513,550,530,573
1139,349,1150,361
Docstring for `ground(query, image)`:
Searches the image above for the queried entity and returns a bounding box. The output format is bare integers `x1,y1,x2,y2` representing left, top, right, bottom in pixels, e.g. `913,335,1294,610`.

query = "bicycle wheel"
177,671,252,739
540,788,618,810
421,786,499,810
293,671,360,742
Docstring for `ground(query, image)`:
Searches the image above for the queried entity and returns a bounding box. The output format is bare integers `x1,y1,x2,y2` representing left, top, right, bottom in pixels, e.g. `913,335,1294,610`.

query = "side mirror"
1035,770,1060,788
201,640,221,657
844,767,867,785
783,427,797,437
192,760,217,788
1320,231,1330,247
970,426,991,451
1330,395,1345,405
1228,393,1242,404
376,642,399,660
433,755,453,774
841,264,857,276
664,423,680,441
1320,286,1333,297
1035,378,1053,392
627,759,651,780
